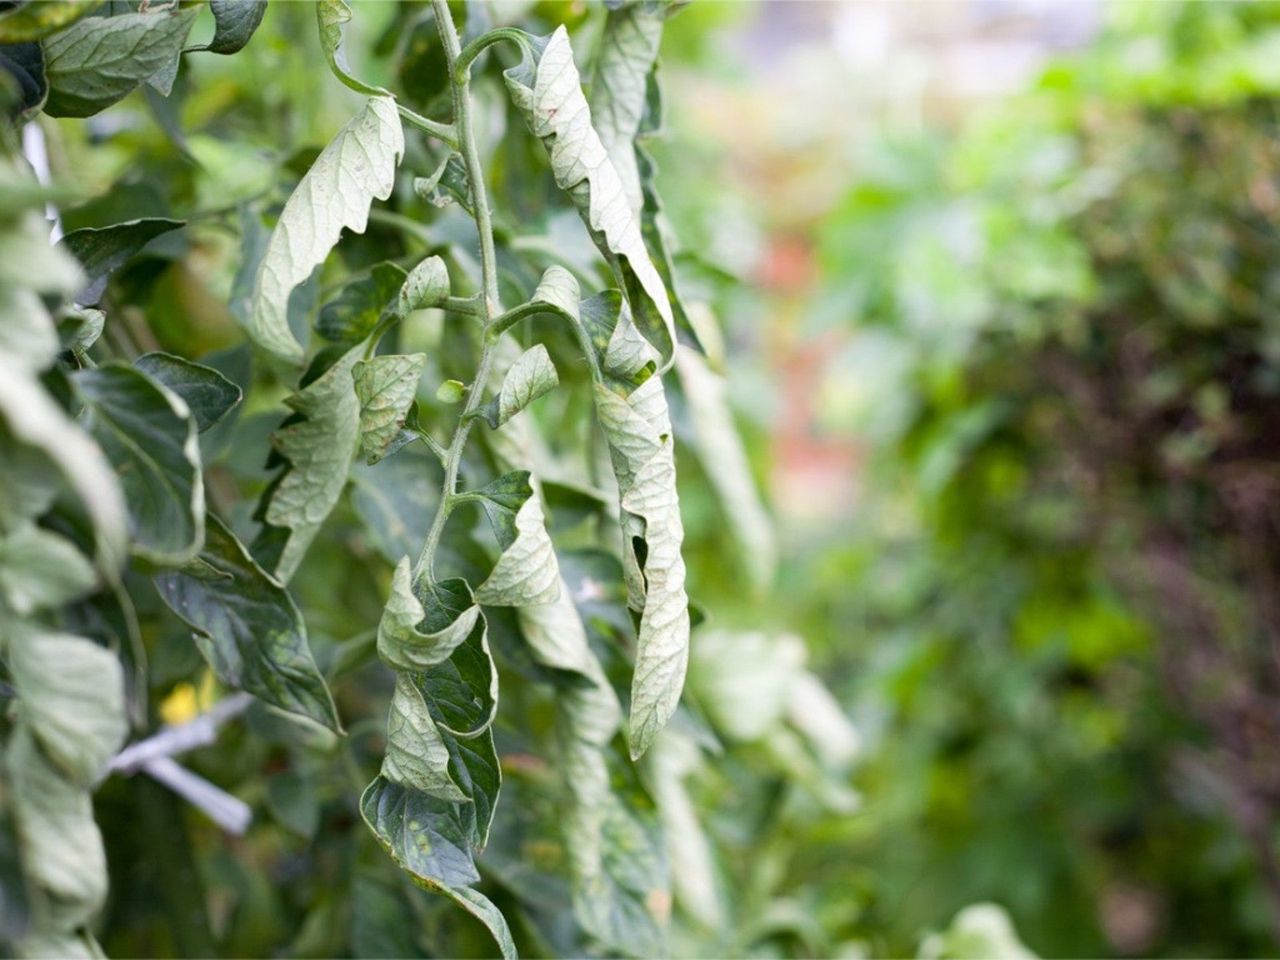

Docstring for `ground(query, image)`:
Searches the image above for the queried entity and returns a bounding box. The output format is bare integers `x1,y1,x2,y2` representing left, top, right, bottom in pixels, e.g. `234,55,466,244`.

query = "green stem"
397,104,459,149
414,0,505,585
455,26,531,80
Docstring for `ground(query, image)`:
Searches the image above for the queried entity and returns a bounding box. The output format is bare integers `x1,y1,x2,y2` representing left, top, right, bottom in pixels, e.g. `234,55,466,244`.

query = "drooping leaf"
41,8,198,118
0,523,97,617
58,217,185,304
377,560,479,673
248,96,404,362
316,0,387,97
203,0,267,55
503,26,675,367
354,353,426,464
593,378,689,758
134,352,243,433
256,346,362,583
472,471,561,607
73,363,204,566
381,673,469,802
7,625,126,787
0,357,126,572
470,344,558,430
360,769,514,959
588,3,664,217
153,513,341,732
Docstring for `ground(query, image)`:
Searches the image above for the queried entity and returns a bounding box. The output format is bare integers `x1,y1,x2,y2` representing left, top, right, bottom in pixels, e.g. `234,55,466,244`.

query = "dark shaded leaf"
153,513,341,732
134,352,243,433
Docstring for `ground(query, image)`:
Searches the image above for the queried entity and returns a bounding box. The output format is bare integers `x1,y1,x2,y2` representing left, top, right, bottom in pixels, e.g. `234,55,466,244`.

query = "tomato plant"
0,2,804,956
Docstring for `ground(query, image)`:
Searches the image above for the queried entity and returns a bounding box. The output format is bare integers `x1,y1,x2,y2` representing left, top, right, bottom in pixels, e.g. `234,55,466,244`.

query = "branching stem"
415,0,505,585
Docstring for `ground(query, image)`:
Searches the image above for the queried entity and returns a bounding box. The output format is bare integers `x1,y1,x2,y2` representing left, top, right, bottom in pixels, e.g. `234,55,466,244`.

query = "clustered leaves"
0,1,794,956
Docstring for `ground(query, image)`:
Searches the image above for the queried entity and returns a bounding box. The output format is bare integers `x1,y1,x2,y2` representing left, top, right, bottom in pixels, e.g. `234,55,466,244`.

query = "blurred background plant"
5,0,1280,957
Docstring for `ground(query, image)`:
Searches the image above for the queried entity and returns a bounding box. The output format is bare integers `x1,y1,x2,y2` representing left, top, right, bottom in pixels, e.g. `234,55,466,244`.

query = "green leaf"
0,357,126,573
378,559,479,673
354,353,426,464
257,346,362,583
248,97,404,363
0,523,97,617
531,264,582,319
316,0,387,96
361,753,514,960
153,513,341,733
7,625,126,786
203,0,267,55
6,726,109,933
397,255,450,316
73,363,204,566
503,26,675,367
316,262,406,343
58,217,185,305
472,471,562,607
41,8,198,118
470,344,558,430
0,201,83,372
436,380,465,404
57,305,104,357
134,352,243,433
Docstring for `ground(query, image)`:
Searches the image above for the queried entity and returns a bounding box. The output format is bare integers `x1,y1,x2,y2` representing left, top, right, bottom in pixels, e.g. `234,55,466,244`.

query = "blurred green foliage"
689,2,1280,956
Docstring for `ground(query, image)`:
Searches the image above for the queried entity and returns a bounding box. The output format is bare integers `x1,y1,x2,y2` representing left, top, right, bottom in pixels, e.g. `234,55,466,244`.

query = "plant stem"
415,0,505,585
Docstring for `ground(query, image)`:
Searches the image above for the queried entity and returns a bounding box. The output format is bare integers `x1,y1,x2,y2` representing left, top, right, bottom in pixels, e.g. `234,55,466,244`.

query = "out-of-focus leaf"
675,343,775,592
41,8,198,117
154,513,341,732
7,626,126,787
0,357,125,572
248,97,403,363
0,1,95,44
0,523,97,616
0,42,46,116
73,363,204,566
134,352,242,433
58,217,185,305
6,727,108,934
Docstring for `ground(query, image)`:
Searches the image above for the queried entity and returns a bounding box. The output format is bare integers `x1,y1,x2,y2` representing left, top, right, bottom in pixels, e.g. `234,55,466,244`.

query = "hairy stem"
414,0,504,585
